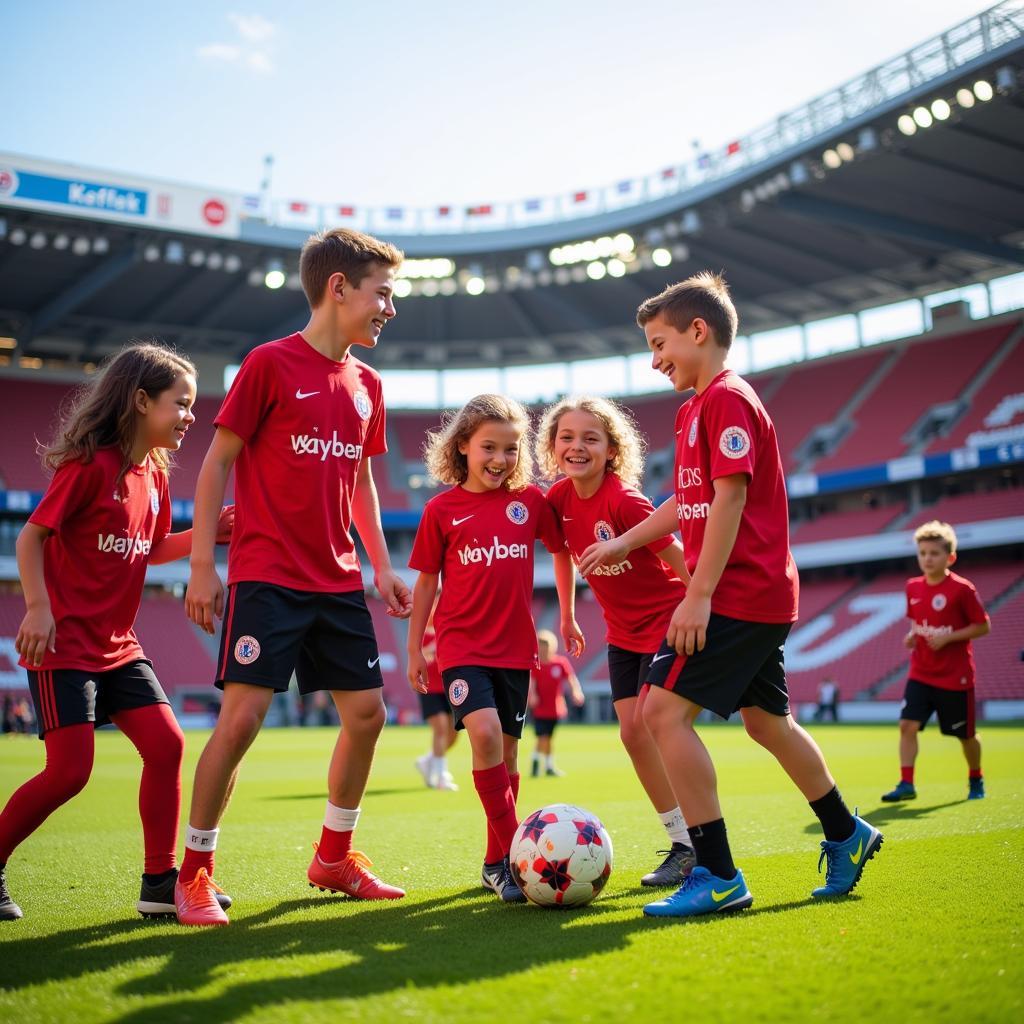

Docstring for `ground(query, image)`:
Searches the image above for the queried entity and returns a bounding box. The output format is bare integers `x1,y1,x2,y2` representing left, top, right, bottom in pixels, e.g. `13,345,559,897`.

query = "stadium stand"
791,503,907,543
915,488,1023,525
974,585,1024,701
133,592,217,695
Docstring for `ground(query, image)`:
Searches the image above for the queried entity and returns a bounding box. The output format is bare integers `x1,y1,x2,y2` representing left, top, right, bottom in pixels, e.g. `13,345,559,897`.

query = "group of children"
0,227,993,927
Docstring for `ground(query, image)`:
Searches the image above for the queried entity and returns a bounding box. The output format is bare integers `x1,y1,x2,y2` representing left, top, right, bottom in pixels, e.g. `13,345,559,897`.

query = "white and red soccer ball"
510,803,612,908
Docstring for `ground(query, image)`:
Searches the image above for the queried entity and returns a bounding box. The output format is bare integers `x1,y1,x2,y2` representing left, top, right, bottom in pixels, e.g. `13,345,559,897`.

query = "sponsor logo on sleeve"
931,593,947,611
448,678,469,706
506,500,529,525
234,636,261,665
719,426,751,459
353,390,372,420
594,520,615,542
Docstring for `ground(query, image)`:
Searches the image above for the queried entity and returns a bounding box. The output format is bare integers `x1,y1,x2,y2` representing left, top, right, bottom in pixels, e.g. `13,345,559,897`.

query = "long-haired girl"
407,394,583,902
537,395,696,888
0,343,231,922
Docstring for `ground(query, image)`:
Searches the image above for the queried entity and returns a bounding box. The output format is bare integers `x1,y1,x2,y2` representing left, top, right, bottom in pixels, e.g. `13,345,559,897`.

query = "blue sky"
0,1,984,208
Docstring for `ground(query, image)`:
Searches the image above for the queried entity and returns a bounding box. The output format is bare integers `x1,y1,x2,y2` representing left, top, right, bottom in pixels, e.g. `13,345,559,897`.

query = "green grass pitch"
1,722,1021,1023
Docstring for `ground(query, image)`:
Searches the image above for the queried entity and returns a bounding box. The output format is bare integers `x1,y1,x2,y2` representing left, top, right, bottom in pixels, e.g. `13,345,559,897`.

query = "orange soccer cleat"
174,867,230,926
307,845,406,900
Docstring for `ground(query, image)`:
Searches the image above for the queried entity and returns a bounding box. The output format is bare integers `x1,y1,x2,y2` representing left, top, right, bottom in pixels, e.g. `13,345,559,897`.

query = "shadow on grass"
801,798,963,834
0,883,825,1021
261,787,428,801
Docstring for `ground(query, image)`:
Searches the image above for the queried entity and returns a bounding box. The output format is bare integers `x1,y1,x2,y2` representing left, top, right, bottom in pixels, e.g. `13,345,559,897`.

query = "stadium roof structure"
1,2,1023,370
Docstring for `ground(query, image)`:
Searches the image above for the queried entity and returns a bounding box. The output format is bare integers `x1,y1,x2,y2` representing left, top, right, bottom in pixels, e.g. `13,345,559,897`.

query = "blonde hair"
537,629,558,651
43,342,195,489
424,394,533,489
914,520,957,555
535,395,646,489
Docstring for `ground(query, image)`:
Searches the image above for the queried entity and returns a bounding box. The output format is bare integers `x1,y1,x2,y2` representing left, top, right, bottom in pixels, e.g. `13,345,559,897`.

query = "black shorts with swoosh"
216,582,383,694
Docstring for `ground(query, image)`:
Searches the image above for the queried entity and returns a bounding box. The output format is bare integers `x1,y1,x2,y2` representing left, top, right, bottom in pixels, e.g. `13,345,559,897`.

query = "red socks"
111,704,184,875
0,723,94,863
900,765,915,784
475,764,518,864
318,825,353,862
969,769,983,780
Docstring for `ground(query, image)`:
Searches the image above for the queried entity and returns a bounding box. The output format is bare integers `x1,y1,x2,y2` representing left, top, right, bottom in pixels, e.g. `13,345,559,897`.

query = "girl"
0,343,232,922
407,394,583,903
414,592,460,791
529,629,585,778
537,395,696,888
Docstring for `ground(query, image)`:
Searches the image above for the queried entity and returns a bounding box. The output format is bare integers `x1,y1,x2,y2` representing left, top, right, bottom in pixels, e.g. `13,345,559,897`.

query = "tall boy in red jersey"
580,272,882,919
176,229,413,925
882,520,990,803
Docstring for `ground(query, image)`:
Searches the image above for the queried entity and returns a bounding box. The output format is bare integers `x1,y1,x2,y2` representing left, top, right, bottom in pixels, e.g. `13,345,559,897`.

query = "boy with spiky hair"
580,271,882,919
882,520,990,803
177,228,412,925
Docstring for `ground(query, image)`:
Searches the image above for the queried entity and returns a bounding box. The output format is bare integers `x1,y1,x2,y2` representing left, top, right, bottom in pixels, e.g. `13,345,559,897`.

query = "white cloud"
197,13,277,73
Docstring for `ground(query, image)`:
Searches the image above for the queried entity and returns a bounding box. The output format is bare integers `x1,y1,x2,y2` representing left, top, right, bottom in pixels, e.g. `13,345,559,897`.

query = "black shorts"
442,665,531,739
419,691,451,720
217,582,383,694
645,613,792,719
533,716,559,738
27,659,168,739
901,678,976,739
607,644,655,704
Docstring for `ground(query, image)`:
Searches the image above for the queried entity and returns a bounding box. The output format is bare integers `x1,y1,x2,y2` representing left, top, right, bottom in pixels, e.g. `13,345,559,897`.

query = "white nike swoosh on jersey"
562,516,573,521
296,389,320,399
367,656,380,668
910,598,921,604
452,515,475,526
651,652,675,664
515,712,526,722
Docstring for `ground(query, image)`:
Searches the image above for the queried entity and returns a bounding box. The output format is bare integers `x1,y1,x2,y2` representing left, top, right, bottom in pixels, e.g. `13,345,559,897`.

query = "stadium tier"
916,488,1023,525
790,503,908,543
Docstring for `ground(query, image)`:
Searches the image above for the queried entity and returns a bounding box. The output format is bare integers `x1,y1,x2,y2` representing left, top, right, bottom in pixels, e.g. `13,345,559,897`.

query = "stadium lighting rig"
896,76,1004,137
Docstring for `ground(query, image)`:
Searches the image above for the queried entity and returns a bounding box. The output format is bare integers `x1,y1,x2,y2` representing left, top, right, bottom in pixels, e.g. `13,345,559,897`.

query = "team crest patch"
594,520,615,542
448,678,469,706
234,636,261,665
506,500,529,525
719,426,751,460
149,488,161,516
353,390,372,420
688,418,698,447
932,594,947,612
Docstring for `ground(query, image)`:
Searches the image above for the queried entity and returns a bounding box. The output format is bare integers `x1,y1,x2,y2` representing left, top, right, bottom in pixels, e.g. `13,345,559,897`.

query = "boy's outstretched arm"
150,505,234,565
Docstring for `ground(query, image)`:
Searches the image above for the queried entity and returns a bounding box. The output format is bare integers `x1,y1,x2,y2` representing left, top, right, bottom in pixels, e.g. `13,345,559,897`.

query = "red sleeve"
364,377,387,458
703,385,758,482
153,472,172,547
617,485,674,555
962,582,989,625
409,501,445,574
534,490,566,553
215,348,276,442
29,459,102,532
905,580,913,619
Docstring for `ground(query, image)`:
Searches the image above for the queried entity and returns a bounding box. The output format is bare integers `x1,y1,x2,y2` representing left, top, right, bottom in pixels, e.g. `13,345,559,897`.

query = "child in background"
529,629,584,777
415,593,459,791
538,394,696,886
0,343,232,923
407,394,583,903
882,520,990,803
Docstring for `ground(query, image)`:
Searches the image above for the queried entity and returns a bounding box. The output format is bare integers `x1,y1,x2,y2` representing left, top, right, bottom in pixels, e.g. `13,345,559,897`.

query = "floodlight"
973,80,993,101
264,260,285,289
912,106,933,128
822,149,842,169
465,277,485,295
956,87,975,108
586,261,606,280
897,115,917,136
652,248,672,267
72,237,91,255
607,259,626,278
29,232,47,250
836,142,855,162
393,278,412,298
930,98,951,121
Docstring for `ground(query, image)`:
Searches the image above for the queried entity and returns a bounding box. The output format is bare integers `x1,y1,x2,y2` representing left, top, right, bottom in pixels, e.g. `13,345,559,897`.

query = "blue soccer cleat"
967,777,985,800
811,815,883,898
880,781,916,802
643,865,753,918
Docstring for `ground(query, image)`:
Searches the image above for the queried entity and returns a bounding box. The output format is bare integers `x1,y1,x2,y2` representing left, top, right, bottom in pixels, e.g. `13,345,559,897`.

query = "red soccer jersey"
906,572,989,690
546,474,686,653
422,626,444,695
216,333,386,593
409,484,564,672
532,656,574,719
23,448,171,672
674,369,798,624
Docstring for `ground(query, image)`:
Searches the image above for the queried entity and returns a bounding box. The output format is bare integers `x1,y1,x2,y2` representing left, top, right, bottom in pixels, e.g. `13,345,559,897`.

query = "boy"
882,520,990,803
177,228,413,926
579,271,881,919
529,630,584,777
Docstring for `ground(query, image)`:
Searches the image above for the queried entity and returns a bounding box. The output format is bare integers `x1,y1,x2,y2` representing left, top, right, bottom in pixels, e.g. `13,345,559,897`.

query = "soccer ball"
510,803,612,908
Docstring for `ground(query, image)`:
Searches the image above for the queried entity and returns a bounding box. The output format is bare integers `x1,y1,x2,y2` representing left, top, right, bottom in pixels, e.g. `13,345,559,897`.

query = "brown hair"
535,394,646,489
424,394,533,490
636,270,738,350
914,519,958,555
42,342,196,488
299,228,403,308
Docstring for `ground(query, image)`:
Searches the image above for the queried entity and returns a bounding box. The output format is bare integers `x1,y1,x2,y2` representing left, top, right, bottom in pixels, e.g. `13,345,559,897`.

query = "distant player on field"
406,394,583,904
882,520,990,803
580,272,882,919
537,394,698,887
528,629,584,778
177,229,412,926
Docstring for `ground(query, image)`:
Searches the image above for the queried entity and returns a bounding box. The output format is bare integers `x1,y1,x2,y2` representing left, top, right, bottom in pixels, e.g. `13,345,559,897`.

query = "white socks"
324,802,360,833
658,807,690,846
